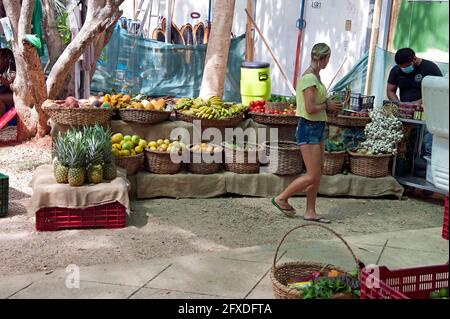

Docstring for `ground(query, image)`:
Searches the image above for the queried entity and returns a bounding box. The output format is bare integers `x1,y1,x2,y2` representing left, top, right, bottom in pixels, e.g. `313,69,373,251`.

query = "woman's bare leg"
304,142,325,219
275,144,323,210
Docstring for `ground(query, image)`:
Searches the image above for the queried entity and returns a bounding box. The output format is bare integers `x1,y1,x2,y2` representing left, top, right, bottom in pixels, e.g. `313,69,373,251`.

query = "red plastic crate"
36,201,126,231
443,196,449,241
361,264,449,299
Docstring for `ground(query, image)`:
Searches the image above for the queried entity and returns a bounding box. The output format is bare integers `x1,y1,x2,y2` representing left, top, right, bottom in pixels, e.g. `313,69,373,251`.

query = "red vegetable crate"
361,264,449,299
443,196,449,241
36,201,126,231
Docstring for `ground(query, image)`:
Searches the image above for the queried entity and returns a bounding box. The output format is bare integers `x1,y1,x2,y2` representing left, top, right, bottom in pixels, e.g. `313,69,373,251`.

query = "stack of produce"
111,133,147,157
268,95,296,105
348,105,404,178
287,269,361,299
249,99,296,115
191,143,221,154
357,107,404,156
146,139,186,154
53,125,117,187
51,96,111,109
99,93,169,111
324,140,346,176
176,96,247,119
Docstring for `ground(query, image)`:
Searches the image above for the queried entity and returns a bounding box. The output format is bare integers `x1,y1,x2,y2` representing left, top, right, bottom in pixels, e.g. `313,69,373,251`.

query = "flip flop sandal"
302,217,332,224
271,197,297,218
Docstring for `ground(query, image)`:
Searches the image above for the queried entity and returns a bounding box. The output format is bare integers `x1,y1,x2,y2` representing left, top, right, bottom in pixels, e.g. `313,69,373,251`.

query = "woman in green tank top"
271,43,341,223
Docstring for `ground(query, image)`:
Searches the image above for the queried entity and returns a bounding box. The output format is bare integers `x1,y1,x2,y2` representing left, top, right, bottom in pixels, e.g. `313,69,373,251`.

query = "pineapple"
86,126,104,184
53,133,70,184
66,130,87,187
102,127,118,180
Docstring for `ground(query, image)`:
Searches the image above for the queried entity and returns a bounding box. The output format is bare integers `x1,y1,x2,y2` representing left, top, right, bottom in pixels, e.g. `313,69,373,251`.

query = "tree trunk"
47,0,124,99
90,11,122,79
3,0,50,140
41,0,66,70
199,0,236,99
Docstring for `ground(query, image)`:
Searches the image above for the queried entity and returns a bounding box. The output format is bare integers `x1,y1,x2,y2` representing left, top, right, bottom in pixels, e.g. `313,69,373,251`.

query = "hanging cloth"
31,0,45,56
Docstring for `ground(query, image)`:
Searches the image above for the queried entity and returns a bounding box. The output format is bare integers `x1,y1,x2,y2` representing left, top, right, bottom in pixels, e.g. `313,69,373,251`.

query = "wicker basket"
270,224,361,299
118,109,171,124
115,153,144,175
249,112,299,126
187,145,223,175
266,102,291,112
323,151,346,176
144,148,182,174
175,110,245,129
262,141,303,176
327,112,371,127
348,151,392,178
43,100,114,126
222,143,262,174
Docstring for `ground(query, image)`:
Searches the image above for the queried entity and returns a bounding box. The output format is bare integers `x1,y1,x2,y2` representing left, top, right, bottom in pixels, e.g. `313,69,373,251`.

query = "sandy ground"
0,143,446,276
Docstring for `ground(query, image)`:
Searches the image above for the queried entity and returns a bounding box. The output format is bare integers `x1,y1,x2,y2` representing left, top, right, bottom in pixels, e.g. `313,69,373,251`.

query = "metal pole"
293,0,306,89
166,0,172,43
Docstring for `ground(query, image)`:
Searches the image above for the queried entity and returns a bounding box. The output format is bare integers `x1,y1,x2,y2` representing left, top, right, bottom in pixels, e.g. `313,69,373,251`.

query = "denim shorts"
296,118,326,145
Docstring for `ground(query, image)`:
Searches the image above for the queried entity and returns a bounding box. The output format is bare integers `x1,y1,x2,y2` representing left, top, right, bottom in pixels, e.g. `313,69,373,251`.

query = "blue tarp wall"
91,26,246,102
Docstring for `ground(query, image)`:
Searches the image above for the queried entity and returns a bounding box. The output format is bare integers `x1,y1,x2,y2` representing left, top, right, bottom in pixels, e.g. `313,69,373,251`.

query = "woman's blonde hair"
311,43,331,61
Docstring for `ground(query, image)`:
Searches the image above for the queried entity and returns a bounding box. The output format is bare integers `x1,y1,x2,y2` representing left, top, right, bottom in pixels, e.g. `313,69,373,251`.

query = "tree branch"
41,0,66,68
18,0,36,39
2,0,21,43
46,0,125,98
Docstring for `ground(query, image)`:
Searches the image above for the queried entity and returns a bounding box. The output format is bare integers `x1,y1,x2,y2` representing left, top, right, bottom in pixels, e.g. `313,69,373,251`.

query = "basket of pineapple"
105,93,172,124
53,125,118,187
111,133,146,175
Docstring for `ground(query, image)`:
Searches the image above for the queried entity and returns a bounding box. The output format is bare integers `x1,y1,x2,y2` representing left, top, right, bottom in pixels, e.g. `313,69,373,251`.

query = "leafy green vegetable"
300,277,356,299
325,139,345,152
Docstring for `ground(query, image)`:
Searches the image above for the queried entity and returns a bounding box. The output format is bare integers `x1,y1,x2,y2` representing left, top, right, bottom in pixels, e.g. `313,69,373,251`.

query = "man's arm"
387,83,400,102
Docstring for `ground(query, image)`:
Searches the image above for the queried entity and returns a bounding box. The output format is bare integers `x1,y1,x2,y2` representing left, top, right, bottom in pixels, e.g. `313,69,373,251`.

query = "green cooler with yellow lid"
240,62,271,106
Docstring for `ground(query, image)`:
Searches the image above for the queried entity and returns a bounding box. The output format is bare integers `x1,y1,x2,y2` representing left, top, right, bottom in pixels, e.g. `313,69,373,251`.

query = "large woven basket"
262,141,303,176
327,113,370,127
43,100,114,126
348,151,391,178
323,151,346,176
118,109,171,124
144,148,182,174
175,110,245,129
115,153,144,175
187,145,223,175
266,102,291,112
222,143,262,174
249,112,299,126
270,224,361,299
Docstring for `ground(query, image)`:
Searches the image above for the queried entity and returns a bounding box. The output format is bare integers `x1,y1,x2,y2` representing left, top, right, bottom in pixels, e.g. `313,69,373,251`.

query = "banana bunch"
177,96,247,120
176,98,194,111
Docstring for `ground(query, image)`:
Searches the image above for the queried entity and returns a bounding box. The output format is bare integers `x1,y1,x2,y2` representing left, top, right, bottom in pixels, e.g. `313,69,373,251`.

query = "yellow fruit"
149,141,158,148
112,143,121,150
112,149,121,157
160,144,168,151
144,102,155,110
124,135,132,142
112,133,124,144
130,150,137,156
164,139,170,145
120,150,131,157
138,140,147,148
122,142,133,151
150,146,157,151
135,146,143,154
131,135,141,145
157,139,164,146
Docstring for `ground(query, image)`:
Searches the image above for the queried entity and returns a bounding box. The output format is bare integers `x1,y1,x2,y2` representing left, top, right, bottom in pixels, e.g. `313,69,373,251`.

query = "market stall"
45,93,405,201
